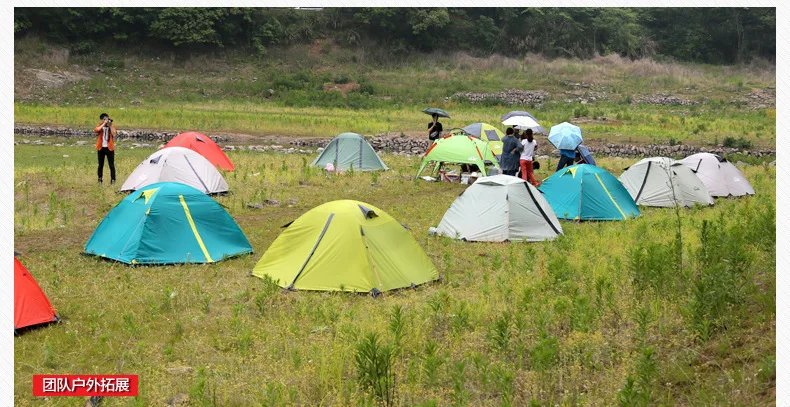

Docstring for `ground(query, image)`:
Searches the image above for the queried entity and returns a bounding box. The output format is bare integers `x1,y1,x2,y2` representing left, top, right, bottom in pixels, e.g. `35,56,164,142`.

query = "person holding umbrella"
548,122,584,172
422,108,450,142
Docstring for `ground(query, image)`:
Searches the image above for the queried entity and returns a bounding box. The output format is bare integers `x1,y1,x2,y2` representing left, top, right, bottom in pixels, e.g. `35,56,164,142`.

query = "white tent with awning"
680,153,755,197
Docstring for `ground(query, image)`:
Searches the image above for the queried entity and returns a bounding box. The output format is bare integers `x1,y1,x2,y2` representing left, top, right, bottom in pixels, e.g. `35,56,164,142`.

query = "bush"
722,136,753,149
355,332,395,405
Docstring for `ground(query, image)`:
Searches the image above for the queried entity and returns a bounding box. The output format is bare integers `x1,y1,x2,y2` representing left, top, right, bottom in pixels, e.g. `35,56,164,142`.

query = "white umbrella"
502,116,540,129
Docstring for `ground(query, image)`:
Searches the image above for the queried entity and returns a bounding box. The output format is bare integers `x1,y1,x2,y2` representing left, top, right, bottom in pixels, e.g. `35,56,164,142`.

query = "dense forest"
15,7,775,64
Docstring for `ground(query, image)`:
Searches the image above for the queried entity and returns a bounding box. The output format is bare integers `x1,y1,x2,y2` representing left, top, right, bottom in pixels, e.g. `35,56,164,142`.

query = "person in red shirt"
94,113,117,184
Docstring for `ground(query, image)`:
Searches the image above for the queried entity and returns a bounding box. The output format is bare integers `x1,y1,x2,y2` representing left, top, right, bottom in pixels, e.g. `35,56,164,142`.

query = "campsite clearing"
14,141,775,406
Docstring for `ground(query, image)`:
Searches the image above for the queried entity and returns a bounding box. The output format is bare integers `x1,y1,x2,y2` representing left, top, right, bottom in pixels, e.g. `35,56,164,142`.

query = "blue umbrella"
548,122,584,150
576,145,596,165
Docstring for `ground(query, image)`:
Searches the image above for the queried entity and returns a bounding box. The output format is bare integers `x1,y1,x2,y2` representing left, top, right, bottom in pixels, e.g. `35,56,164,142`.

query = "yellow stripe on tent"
179,195,214,262
594,173,627,219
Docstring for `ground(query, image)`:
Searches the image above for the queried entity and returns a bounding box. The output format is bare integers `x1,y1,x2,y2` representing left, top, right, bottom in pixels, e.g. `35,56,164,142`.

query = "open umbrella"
501,111,547,134
502,116,540,129
422,108,451,119
548,122,584,150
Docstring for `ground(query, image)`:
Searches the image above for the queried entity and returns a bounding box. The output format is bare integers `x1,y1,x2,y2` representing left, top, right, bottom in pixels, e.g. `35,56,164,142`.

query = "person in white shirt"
519,129,538,186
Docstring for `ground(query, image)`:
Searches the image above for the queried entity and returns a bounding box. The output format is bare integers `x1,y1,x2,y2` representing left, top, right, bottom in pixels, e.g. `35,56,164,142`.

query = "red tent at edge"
163,132,235,171
15,255,59,334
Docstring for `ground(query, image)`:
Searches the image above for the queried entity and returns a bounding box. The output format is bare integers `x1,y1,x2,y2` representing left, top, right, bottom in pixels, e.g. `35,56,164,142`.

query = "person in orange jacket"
94,113,116,184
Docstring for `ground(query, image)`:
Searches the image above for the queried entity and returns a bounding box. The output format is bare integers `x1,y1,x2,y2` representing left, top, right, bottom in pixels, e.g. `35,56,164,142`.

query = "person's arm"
110,124,117,138
94,121,105,133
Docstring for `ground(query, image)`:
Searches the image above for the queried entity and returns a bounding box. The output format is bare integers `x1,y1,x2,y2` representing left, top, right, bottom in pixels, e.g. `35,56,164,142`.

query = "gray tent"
619,157,714,208
121,147,229,194
431,175,562,242
680,153,755,197
311,133,388,171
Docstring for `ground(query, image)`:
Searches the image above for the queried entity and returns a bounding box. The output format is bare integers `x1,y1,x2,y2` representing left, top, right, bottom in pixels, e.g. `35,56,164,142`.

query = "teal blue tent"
311,133,388,171
85,182,252,264
538,165,640,221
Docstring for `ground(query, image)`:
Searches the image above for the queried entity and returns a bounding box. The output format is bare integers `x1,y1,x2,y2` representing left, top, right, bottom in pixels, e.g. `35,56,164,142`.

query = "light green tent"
311,133,388,171
416,135,500,176
252,200,438,295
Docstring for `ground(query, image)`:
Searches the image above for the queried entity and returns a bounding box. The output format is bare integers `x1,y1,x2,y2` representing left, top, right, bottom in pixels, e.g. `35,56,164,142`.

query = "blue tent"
85,182,252,264
538,165,640,221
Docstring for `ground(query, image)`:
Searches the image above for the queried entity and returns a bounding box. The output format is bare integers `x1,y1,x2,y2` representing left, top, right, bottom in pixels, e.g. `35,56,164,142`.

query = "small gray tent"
311,133,388,171
431,175,562,242
619,157,713,208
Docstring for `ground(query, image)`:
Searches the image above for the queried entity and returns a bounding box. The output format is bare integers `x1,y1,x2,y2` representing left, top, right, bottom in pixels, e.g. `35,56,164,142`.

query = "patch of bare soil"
24,68,91,88
322,81,360,98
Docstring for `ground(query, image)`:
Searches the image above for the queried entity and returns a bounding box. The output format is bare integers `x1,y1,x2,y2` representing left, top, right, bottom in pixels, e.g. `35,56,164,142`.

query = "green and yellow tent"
450,123,505,155
252,200,438,295
416,135,500,177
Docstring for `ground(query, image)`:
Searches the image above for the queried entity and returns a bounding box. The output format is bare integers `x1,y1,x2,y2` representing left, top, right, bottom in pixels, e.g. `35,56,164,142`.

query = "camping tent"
680,153,755,197
417,135,500,176
252,200,438,295
164,132,235,171
15,255,59,334
311,133,388,171
432,175,563,242
539,164,641,220
121,147,229,194
619,157,714,207
451,123,505,156
85,182,252,264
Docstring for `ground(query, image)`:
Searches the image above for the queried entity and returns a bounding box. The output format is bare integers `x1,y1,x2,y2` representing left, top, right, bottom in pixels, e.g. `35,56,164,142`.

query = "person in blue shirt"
557,148,576,171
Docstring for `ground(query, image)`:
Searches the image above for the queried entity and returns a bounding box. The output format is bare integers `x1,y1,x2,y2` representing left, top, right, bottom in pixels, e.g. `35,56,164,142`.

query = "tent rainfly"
432,174,562,242
539,164,641,221
121,147,229,194
252,200,439,295
85,182,252,264
15,254,59,335
680,153,755,197
619,157,714,207
164,132,235,171
417,135,500,176
311,133,388,171
452,123,505,156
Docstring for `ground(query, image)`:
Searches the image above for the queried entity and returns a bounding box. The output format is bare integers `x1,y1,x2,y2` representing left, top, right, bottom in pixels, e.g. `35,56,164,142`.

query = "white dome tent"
430,174,562,242
121,147,229,194
619,157,714,208
680,153,755,197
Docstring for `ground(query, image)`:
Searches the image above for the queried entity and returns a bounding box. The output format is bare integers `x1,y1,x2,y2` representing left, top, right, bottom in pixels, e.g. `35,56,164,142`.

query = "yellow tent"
252,200,439,295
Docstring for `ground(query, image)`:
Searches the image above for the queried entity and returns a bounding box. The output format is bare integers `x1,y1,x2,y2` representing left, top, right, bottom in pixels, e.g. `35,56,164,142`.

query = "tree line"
14,7,775,64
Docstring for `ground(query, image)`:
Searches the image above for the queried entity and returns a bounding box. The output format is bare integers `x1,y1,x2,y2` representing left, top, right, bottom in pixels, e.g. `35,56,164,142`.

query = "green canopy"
311,133,388,171
252,200,438,295
416,135,500,177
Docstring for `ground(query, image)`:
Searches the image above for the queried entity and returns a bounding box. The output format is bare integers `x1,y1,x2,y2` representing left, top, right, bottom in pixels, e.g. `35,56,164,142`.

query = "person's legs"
520,160,528,181
556,155,573,171
526,160,538,186
97,149,106,182
107,150,116,183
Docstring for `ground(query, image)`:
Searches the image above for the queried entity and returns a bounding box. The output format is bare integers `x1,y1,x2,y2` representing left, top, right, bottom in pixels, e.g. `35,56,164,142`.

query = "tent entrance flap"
524,183,561,235
179,195,213,262
289,213,334,288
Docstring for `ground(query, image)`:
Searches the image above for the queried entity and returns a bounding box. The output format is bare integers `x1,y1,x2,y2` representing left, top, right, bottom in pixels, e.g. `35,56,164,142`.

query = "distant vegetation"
14,7,775,64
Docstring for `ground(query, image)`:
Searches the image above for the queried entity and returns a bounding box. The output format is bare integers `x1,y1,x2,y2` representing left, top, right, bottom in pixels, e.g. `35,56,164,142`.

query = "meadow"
14,38,777,149
13,140,775,406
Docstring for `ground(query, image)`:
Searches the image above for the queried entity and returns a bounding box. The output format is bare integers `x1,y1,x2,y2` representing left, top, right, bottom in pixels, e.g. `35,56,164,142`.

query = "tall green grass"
13,142,775,406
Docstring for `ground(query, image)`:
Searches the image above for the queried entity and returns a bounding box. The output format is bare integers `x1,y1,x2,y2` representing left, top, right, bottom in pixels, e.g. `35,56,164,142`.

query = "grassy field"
14,38,776,148
14,141,775,406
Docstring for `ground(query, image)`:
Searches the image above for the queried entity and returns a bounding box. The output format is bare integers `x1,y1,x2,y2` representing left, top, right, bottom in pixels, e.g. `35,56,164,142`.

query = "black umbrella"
422,107,451,119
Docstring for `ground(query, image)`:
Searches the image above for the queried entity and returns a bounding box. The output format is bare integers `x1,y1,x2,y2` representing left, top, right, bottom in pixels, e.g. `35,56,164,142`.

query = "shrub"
355,332,395,405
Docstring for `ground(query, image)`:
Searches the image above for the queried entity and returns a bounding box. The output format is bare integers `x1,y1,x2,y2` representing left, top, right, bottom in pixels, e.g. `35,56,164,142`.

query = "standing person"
500,128,523,176
556,147,575,172
520,129,538,186
428,114,443,142
94,112,117,184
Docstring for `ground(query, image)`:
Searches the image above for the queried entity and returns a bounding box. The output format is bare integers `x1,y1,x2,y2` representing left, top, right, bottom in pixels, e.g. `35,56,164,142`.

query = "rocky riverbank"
14,125,775,159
